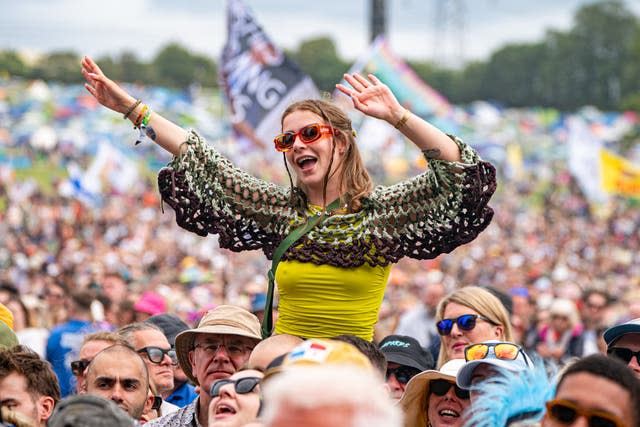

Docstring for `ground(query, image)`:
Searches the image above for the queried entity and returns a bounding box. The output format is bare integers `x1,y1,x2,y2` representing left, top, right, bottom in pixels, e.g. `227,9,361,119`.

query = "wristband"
123,99,141,120
394,108,410,129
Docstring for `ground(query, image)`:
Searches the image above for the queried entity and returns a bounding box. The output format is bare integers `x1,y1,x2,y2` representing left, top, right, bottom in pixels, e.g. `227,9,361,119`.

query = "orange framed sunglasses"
273,123,338,152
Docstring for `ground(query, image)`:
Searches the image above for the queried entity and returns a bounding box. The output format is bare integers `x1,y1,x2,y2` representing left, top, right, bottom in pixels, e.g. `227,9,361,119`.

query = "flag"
335,35,451,119
600,149,640,197
566,116,608,203
220,0,319,150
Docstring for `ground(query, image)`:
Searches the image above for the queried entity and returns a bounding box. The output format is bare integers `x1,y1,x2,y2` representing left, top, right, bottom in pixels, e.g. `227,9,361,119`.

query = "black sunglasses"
430,379,470,400
436,314,494,336
545,399,628,427
70,359,91,376
210,377,261,398
137,346,178,365
385,366,421,385
607,347,640,365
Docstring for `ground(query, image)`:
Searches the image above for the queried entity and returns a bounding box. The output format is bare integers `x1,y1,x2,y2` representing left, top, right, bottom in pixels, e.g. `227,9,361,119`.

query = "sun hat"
281,338,373,371
175,305,262,385
456,340,533,389
0,303,14,330
133,291,166,316
48,394,135,427
399,359,466,427
0,321,18,349
378,334,434,371
604,317,640,346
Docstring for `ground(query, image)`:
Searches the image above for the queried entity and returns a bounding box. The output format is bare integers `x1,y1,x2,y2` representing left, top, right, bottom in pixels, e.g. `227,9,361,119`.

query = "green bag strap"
261,197,342,338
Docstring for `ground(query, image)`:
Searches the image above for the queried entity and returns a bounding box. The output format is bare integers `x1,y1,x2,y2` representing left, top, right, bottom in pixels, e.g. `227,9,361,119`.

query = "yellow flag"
600,149,640,196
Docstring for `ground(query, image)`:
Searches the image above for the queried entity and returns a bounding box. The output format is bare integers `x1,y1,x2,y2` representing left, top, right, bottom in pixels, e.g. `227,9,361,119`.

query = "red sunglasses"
274,123,338,152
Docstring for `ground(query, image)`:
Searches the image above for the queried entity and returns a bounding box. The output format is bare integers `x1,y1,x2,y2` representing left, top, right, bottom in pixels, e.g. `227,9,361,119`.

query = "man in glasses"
541,354,639,427
85,344,155,421
378,334,434,401
604,317,640,380
146,305,262,427
118,322,180,416
73,331,129,393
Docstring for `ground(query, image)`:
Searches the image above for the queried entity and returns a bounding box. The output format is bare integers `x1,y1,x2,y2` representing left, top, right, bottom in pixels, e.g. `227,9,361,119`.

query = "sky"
1,0,639,67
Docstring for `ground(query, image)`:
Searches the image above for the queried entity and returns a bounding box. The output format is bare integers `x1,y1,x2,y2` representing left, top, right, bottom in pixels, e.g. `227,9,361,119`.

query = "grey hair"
116,321,164,346
261,365,402,427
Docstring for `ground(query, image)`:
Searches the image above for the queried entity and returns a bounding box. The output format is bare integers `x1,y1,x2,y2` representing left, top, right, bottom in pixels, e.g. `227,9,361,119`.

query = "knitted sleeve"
157,130,293,252
367,135,496,259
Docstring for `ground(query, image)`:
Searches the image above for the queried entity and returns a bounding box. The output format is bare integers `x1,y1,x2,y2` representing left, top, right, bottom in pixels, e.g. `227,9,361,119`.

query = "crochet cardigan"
158,130,496,267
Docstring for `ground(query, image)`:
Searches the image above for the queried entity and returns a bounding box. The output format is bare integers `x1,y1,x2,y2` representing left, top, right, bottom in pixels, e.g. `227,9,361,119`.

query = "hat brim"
385,352,431,371
456,358,524,389
175,326,261,385
604,323,640,346
399,370,456,427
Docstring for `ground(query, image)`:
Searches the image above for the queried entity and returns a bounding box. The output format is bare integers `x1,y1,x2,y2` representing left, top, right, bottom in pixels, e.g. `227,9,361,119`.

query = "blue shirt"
166,381,198,408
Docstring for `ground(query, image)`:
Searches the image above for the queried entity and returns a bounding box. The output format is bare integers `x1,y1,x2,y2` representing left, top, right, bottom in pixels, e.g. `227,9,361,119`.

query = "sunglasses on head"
137,346,178,365
430,379,470,400
436,314,494,336
464,342,528,366
70,359,91,376
273,123,338,152
545,399,629,427
210,377,261,398
385,366,421,385
607,347,640,365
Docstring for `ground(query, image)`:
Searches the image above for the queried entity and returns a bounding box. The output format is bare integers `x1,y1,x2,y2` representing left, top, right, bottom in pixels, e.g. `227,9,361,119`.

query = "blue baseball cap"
456,340,533,389
604,318,640,346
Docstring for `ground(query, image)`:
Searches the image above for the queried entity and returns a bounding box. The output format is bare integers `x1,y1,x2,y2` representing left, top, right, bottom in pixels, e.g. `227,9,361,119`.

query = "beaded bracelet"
123,99,141,120
394,108,410,129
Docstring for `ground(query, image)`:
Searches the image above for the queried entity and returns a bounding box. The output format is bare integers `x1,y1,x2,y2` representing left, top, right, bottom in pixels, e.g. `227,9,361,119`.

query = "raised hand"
81,56,136,115
335,73,404,124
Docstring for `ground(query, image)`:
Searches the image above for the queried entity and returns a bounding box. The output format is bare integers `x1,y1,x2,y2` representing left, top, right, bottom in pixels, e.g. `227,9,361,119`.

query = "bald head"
248,334,303,371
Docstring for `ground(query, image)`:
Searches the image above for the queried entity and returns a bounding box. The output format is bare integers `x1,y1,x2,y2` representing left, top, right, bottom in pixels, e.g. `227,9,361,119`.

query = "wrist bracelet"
134,104,149,129
123,99,141,120
394,108,410,129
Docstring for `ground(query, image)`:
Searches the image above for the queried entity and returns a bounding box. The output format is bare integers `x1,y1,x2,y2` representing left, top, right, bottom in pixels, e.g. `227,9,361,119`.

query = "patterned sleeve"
157,130,292,252
368,135,496,259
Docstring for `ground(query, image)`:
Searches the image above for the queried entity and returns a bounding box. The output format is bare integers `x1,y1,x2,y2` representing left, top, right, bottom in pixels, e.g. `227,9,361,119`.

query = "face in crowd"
208,369,264,427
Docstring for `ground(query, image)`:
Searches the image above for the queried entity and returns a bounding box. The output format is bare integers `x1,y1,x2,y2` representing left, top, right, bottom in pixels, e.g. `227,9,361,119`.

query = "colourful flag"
600,149,640,197
220,0,319,150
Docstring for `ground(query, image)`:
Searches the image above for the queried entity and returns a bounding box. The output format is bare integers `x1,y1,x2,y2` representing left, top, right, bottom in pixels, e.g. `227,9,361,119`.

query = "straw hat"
175,305,261,385
399,359,466,427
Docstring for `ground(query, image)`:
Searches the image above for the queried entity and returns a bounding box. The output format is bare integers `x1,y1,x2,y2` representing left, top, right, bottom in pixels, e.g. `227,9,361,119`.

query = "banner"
220,0,319,149
566,116,608,203
600,149,640,197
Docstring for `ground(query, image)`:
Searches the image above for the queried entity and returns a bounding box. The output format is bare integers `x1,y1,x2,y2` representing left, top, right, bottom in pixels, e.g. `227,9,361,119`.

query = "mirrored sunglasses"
545,399,629,427
436,314,494,336
273,123,337,152
210,377,261,398
430,379,470,400
464,342,527,365
137,346,178,365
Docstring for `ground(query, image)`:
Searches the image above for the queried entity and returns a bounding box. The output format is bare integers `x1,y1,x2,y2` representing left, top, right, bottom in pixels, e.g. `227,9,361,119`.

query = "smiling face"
427,379,470,427
208,369,264,427
282,110,346,204
441,302,503,361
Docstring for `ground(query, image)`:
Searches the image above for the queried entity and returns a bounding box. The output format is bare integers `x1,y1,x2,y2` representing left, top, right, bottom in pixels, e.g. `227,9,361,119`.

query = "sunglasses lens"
494,344,519,360
608,348,632,363
590,416,618,427
457,314,478,331
465,344,489,361
274,133,293,152
236,378,260,394
430,379,453,397
300,124,320,142
168,349,178,365
550,403,578,423
210,379,231,397
148,348,163,363
436,319,453,336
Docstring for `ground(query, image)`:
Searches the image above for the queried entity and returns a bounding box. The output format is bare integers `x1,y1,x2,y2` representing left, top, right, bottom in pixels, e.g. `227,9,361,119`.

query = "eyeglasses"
70,359,91,376
137,346,178,365
607,347,640,365
273,123,337,152
545,399,629,427
436,314,495,336
385,366,421,385
210,377,261,398
430,379,470,400
464,342,528,366
194,341,253,357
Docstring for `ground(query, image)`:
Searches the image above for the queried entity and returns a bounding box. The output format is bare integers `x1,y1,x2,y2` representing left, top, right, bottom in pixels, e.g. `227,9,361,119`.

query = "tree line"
1,0,638,112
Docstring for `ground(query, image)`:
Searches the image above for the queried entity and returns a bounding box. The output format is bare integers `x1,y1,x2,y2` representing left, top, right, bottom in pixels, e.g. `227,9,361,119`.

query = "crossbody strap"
261,198,342,338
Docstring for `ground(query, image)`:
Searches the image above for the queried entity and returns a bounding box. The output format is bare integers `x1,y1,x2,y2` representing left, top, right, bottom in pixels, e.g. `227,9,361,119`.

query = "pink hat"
133,292,166,316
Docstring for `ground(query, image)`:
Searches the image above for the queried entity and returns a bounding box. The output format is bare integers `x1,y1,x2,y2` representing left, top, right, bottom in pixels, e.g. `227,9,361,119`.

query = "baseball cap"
456,340,533,389
145,313,189,346
175,305,262,384
378,334,434,371
604,318,640,346
133,291,166,316
400,359,466,427
282,338,373,371
48,394,135,427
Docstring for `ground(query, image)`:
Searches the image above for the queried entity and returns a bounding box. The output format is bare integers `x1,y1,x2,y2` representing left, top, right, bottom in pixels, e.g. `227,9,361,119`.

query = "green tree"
289,37,350,93
151,43,216,88
31,51,81,83
0,50,28,77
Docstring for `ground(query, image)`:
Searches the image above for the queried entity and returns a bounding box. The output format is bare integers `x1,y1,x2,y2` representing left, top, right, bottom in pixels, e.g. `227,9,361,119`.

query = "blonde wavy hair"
280,99,372,212
434,286,513,368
